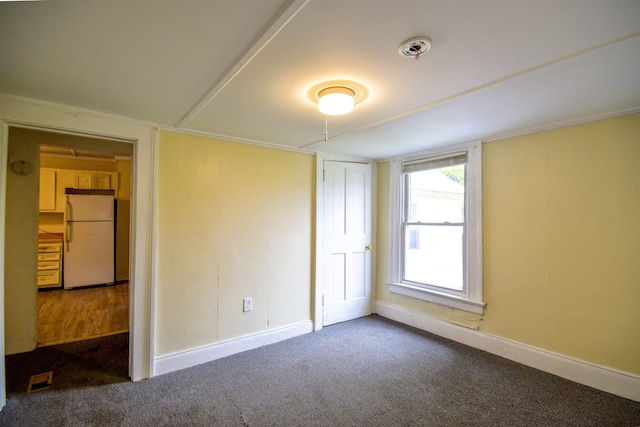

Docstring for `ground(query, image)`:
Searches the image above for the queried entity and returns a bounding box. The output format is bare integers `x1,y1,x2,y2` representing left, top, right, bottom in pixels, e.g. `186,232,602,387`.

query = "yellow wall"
376,114,640,375
155,131,314,356
4,129,39,353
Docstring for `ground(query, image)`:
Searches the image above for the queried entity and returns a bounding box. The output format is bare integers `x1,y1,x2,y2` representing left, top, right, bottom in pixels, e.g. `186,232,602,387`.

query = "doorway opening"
5,126,134,393
37,143,132,347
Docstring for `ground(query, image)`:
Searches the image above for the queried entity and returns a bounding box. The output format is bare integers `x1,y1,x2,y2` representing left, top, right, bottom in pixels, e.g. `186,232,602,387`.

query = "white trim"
0,122,8,408
2,93,321,158
374,301,640,402
370,161,378,303
305,31,640,149
374,108,640,164
148,128,160,377
314,153,376,332
157,125,317,156
154,321,313,376
388,282,485,315
317,157,375,328
175,0,310,127
0,93,158,129
388,140,484,314
0,94,155,384
483,106,640,144
313,153,325,331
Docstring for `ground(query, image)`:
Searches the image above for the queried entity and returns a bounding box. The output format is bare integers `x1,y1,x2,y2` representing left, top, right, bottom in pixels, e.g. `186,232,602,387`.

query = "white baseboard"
374,300,640,402
154,321,313,376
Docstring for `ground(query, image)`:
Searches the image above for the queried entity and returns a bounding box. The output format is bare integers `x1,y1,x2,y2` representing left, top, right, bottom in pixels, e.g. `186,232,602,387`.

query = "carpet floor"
1,315,639,426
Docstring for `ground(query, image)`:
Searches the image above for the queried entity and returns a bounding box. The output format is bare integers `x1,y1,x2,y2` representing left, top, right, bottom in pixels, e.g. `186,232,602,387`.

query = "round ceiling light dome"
307,80,368,115
317,86,356,115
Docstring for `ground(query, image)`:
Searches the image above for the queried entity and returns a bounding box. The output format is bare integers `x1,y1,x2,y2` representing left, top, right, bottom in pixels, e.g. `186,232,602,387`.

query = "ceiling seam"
175,0,310,129
300,30,640,149
157,124,317,156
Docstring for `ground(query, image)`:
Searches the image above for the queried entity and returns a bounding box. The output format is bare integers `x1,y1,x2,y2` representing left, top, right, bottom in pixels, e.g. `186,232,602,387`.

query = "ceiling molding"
482,106,640,144
301,30,640,150
0,93,153,141
175,0,310,128
157,124,317,156
3,2,638,160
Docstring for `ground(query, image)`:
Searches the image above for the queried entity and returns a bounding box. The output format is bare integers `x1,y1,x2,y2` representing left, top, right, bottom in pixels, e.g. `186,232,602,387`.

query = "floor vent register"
27,372,53,393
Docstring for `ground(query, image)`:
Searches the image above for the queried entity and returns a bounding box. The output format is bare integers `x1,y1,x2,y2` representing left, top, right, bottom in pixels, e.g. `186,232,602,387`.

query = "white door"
323,161,372,326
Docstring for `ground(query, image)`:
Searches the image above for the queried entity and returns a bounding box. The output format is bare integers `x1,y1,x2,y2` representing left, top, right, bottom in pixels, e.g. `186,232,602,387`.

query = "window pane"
403,224,464,290
407,167,464,223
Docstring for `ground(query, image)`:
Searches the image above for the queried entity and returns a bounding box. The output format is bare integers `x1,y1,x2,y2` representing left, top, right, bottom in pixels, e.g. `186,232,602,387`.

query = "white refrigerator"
63,189,116,289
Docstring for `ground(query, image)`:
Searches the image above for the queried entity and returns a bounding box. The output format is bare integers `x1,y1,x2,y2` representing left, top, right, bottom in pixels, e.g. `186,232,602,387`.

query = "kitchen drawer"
38,242,62,252
38,252,61,262
38,270,60,287
37,239,62,288
38,261,60,271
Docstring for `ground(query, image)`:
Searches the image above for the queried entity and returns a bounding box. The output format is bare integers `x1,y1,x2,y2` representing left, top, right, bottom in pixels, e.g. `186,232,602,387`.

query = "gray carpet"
2,315,639,426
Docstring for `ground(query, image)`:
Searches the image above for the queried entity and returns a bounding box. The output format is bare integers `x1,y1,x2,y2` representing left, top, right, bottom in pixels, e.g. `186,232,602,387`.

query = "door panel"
353,251,366,298
331,253,346,302
323,161,371,326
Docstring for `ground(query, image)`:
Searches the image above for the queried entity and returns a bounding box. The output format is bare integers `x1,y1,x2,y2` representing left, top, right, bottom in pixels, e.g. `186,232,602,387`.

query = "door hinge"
323,169,325,181
322,295,325,306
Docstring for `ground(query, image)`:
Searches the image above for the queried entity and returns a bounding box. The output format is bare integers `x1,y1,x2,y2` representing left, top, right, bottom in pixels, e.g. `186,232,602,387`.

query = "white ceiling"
1,0,639,159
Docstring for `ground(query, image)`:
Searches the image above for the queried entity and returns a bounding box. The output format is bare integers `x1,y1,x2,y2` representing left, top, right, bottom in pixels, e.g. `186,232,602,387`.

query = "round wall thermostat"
10,160,33,175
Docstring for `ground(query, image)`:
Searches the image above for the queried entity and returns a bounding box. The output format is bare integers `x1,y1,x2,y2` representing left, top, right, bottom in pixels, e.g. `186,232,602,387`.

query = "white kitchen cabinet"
75,171,117,191
38,241,63,289
55,170,77,213
39,169,57,211
93,172,112,189
39,168,119,212
75,172,93,189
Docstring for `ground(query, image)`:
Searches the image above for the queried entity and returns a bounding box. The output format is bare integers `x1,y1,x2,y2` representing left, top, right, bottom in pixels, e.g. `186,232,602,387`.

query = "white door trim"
0,94,156,408
313,152,375,331
313,153,325,331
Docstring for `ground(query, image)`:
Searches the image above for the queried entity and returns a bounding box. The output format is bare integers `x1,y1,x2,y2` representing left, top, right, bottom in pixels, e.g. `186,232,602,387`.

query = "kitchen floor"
37,282,129,347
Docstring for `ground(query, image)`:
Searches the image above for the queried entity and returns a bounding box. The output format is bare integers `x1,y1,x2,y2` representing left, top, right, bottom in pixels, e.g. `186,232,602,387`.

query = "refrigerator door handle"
64,195,71,252
65,222,71,252
65,195,71,222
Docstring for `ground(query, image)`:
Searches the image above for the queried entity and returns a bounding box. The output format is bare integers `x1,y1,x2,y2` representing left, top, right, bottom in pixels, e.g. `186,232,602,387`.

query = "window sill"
388,282,485,315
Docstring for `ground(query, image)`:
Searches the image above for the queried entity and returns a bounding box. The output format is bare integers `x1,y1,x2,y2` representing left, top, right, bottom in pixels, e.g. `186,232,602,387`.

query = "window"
388,141,485,314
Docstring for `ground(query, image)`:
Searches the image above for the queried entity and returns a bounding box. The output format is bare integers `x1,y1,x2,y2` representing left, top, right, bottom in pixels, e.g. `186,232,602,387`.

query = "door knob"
365,245,372,250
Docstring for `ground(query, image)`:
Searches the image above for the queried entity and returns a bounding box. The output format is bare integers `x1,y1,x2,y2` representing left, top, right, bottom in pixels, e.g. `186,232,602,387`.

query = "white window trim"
388,140,485,315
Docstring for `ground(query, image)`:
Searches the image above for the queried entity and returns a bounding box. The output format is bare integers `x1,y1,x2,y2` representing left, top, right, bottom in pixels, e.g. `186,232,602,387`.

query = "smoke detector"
399,36,432,59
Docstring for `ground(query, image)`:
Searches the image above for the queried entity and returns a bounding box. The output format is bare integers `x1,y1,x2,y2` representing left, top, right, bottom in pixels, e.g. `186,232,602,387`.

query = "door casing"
0,96,156,409
313,152,376,331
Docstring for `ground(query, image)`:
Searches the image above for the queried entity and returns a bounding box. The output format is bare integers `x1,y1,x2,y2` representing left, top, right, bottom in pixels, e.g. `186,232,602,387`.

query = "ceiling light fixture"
317,86,356,115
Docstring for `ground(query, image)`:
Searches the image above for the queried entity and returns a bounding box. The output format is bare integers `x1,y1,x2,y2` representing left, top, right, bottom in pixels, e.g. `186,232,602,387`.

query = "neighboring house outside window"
388,141,485,314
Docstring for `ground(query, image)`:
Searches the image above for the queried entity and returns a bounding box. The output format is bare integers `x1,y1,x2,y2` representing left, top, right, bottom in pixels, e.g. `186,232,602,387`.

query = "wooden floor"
37,282,129,347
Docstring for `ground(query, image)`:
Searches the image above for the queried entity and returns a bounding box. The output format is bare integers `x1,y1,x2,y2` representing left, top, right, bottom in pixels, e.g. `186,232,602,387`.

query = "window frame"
388,141,485,315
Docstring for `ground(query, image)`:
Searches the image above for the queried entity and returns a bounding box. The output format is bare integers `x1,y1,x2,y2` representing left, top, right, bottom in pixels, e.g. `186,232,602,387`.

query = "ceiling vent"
399,36,432,59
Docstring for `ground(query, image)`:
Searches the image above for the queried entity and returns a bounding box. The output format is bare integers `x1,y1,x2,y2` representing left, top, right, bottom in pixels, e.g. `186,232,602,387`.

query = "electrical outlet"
243,297,252,312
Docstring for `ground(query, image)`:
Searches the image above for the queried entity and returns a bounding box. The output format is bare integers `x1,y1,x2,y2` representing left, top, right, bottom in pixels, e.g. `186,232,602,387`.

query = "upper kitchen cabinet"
39,169,57,211
76,171,117,190
39,168,119,212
